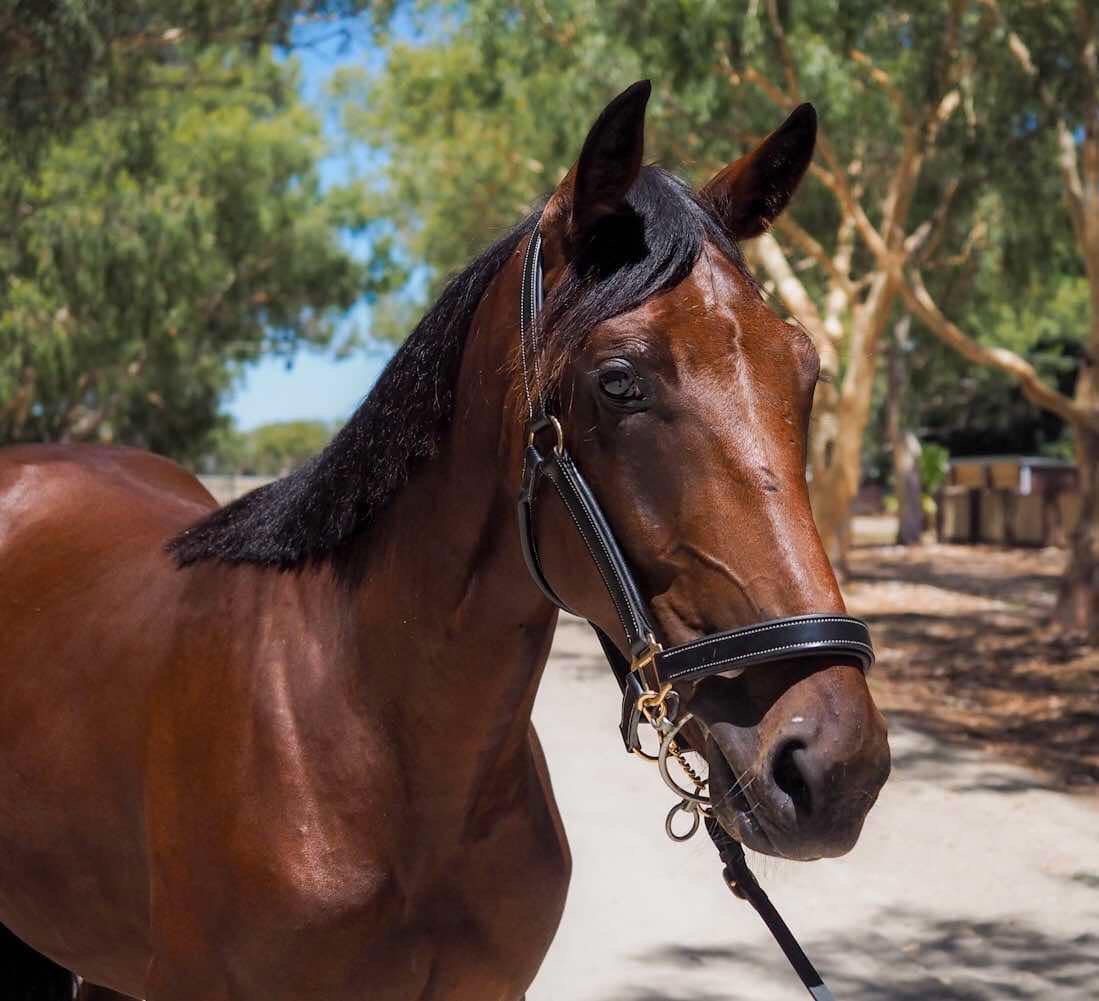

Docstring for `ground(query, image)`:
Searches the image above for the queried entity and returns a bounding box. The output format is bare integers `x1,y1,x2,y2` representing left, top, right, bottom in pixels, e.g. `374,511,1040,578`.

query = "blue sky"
227,23,395,431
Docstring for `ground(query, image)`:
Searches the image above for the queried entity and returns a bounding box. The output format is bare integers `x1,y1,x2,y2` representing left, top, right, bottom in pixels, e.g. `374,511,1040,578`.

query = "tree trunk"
809,274,899,571
1056,332,1099,637
1056,422,1099,639
887,317,923,545
807,377,847,566
1056,68,1099,636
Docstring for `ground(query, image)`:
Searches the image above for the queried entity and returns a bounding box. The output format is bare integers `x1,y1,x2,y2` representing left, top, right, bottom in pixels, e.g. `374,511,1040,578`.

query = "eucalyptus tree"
339,1,1005,559
0,49,373,459
0,3,396,460
900,0,1099,634
346,0,1099,633
1,0,373,156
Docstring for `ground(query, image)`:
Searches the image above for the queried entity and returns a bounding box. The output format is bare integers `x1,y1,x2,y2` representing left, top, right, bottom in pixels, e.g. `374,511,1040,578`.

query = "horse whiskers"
709,765,761,814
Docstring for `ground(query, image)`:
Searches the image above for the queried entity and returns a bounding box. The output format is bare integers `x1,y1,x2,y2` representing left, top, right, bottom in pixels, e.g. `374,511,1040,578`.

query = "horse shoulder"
145,575,404,930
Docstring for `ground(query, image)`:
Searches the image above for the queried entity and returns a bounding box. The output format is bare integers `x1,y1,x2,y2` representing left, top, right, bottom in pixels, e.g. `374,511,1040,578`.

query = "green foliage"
905,273,1088,460
0,1,377,159
0,47,378,460
201,419,335,474
335,3,1063,325
341,0,1092,462
919,444,950,496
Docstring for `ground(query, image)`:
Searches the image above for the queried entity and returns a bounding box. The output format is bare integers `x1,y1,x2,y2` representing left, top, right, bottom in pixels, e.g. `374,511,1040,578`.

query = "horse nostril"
772,740,813,816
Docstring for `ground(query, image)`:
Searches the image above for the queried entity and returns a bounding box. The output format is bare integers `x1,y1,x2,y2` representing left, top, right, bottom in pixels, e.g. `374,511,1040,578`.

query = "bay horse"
0,82,889,1000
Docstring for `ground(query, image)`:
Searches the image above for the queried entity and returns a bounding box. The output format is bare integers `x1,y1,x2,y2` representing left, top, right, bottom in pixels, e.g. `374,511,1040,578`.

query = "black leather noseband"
515,226,874,1001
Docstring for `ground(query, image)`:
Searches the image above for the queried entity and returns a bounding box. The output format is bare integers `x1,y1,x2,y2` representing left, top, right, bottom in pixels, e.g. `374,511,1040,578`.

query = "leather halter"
516,229,874,748
515,227,873,1000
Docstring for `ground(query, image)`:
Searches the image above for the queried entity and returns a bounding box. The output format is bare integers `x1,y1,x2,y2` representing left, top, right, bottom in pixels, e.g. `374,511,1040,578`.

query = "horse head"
523,82,890,861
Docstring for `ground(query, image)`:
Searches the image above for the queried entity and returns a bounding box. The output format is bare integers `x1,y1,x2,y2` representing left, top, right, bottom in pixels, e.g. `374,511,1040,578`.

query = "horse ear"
700,103,817,240
568,80,651,241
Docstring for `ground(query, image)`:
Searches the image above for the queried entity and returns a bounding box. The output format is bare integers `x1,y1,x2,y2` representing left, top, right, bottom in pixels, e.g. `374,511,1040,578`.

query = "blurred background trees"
2,0,1096,634
1,0,372,147
0,0,384,460
201,418,336,474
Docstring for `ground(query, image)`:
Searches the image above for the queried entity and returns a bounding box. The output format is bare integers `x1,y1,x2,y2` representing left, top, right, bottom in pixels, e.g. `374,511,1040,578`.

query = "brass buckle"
633,632,668,729
631,681,672,762
637,683,674,727
629,633,663,692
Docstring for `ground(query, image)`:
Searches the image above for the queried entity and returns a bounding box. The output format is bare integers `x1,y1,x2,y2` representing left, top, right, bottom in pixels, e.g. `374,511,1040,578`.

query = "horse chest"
206,743,571,1000
372,759,572,999
426,808,570,996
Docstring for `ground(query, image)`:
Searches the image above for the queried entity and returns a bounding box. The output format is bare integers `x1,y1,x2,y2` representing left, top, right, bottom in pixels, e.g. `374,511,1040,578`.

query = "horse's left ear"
700,103,817,240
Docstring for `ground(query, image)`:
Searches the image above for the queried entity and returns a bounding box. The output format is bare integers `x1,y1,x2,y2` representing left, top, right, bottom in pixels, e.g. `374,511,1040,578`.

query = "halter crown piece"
516,227,874,1001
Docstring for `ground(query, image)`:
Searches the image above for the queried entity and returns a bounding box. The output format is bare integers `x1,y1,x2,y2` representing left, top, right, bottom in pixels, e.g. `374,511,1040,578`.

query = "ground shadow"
599,907,1099,1000
848,546,1099,791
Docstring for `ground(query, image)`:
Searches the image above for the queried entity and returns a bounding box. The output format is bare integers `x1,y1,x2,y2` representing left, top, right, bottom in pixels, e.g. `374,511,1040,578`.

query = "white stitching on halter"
659,616,864,661
519,230,545,422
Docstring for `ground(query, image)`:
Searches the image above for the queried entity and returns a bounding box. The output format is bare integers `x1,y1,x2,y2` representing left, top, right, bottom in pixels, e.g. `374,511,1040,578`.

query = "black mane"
168,167,743,574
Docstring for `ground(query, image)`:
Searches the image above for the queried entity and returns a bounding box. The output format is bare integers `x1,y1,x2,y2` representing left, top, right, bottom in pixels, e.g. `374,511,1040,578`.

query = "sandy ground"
846,542,1099,789
528,612,1099,1001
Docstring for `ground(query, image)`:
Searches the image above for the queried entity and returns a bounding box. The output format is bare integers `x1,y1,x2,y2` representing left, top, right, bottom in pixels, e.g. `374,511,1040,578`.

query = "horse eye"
597,362,643,402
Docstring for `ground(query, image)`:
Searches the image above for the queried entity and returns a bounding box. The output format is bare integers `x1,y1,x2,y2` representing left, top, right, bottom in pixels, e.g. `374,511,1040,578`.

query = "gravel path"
528,614,1099,1001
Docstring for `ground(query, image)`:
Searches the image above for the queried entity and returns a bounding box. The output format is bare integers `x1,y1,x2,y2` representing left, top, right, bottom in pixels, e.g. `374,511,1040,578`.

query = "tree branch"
904,176,960,263
986,0,1087,239
753,233,824,331
741,63,793,113
899,267,1099,430
826,213,858,341
849,48,911,123
764,0,801,101
753,233,842,380
773,213,861,304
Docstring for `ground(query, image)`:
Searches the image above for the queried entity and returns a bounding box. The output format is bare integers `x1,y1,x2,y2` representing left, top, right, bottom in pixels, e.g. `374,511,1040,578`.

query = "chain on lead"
635,686,712,842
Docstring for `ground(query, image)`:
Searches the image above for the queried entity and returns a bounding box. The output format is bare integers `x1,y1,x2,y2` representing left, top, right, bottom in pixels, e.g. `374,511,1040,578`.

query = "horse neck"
350,250,558,826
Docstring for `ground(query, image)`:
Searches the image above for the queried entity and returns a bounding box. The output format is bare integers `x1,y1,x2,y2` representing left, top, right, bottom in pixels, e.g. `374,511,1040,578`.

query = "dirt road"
528,614,1099,1001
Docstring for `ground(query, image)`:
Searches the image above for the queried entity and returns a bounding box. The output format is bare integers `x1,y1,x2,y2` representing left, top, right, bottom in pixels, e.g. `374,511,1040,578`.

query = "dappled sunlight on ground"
599,909,1099,1001
845,543,1099,789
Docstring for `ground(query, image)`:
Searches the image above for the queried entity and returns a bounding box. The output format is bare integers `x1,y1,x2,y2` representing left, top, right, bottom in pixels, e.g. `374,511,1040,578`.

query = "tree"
886,317,924,545
882,0,1099,635
209,419,337,475
0,0,374,159
889,276,1085,461
338,1,1015,566
0,48,371,460
766,0,1098,630
346,1,1099,639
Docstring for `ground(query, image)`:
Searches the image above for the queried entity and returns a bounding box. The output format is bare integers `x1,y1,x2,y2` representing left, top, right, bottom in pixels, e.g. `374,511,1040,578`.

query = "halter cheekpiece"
515,226,873,1001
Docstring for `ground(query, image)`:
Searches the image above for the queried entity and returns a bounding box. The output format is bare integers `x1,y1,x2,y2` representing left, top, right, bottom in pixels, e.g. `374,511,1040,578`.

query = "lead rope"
707,817,836,1001
520,227,839,1000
